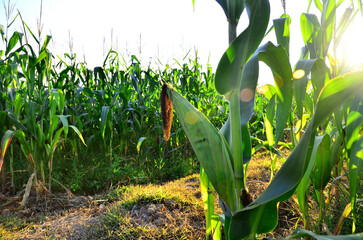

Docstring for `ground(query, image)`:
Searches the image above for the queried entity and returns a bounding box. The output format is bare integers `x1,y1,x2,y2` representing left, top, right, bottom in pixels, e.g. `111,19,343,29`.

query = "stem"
10,144,14,190
228,21,237,45
270,154,277,181
230,90,244,209
318,189,324,233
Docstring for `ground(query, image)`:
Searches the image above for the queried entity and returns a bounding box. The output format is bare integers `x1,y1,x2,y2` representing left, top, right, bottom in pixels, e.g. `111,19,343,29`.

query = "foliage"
168,0,363,239
0,11,230,196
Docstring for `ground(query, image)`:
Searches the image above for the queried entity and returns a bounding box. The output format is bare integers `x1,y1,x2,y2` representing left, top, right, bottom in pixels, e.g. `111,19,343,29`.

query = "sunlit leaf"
228,69,363,239
0,130,15,171
215,0,270,96
349,135,363,232
166,84,238,212
137,137,147,154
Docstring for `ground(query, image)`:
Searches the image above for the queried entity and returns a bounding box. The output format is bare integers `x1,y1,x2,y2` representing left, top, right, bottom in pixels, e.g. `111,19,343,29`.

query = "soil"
0,149,303,239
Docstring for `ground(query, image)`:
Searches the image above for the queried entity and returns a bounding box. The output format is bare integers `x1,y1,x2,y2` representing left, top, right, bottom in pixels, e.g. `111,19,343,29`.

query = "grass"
0,150,361,239
98,174,205,239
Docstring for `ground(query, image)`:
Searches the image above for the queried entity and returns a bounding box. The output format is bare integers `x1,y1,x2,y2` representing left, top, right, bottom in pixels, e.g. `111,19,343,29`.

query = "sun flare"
338,16,363,70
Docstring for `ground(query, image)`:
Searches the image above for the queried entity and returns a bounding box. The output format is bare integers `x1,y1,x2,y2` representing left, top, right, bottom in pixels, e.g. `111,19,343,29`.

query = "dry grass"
0,149,308,240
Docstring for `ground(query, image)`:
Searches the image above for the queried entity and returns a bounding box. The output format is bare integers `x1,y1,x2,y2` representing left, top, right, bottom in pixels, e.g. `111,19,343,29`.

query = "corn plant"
162,0,363,238
0,11,86,197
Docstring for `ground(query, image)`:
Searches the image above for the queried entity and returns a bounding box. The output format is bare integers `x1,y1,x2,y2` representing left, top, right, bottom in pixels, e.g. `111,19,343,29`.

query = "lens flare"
257,85,269,95
293,69,305,80
240,88,254,102
274,75,284,88
185,111,198,125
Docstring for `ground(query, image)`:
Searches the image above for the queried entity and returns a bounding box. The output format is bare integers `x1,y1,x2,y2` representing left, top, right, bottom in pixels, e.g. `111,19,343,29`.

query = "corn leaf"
41,35,52,52
349,135,363,232
101,106,111,140
215,0,270,97
313,0,323,12
296,134,326,225
200,167,216,239
215,0,245,25
293,59,321,119
69,125,86,146
346,95,363,151
282,228,363,239
243,42,292,146
137,137,147,154
228,69,363,239
300,13,322,58
0,130,15,171
320,0,336,57
57,115,71,142
0,24,4,42
5,31,21,56
310,134,332,190
273,15,291,55
167,84,238,212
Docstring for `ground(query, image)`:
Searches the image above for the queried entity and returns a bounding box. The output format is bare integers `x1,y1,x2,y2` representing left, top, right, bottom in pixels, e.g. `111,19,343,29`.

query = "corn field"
1,0,363,239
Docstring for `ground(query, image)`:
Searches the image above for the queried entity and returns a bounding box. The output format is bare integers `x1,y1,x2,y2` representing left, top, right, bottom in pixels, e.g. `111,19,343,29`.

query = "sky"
1,0,363,81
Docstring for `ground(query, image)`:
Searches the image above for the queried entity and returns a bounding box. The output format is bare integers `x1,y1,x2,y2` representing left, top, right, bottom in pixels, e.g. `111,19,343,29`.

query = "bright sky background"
1,0,363,83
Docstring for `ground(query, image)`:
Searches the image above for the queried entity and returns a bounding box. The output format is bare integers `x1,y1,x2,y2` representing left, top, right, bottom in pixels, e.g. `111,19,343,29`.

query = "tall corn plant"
288,0,363,233
0,11,86,196
162,0,363,238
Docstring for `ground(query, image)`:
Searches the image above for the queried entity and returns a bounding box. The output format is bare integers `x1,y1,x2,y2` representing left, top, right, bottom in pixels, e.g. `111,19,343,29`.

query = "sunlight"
293,69,305,79
338,16,363,70
257,85,269,95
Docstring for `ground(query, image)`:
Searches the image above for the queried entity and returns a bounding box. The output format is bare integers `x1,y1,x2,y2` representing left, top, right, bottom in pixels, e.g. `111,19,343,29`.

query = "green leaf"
300,13,322,58
293,59,320,119
5,31,21,56
321,0,336,56
21,21,39,45
314,70,363,129
310,134,332,190
136,137,147,154
200,167,216,239
100,106,111,140
228,69,363,239
346,95,363,151
215,0,245,25
282,228,363,239
301,13,320,45
41,35,52,52
167,84,238,212
29,50,49,69
257,84,276,100
69,125,86,146
13,130,35,168
265,96,276,148
215,0,270,96
51,127,64,157
273,15,291,55
0,24,4,42
310,59,328,105
0,130,15,171
349,135,363,232
296,134,326,225
241,125,251,163
313,0,323,12
243,42,292,146
258,43,292,146
57,115,71,142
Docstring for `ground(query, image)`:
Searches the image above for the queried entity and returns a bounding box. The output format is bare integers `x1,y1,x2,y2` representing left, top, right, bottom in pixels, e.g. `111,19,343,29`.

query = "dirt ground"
0,149,302,239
